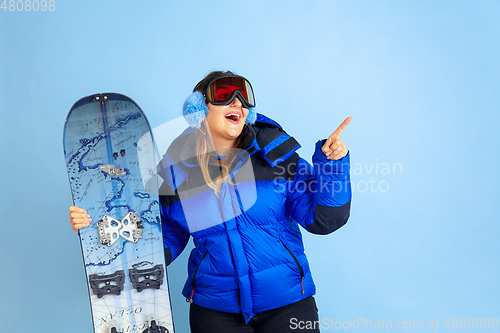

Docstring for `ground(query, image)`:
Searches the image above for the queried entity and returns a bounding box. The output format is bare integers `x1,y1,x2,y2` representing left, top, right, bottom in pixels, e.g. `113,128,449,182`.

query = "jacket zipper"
218,193,241,306
189,250,208,303
281,240,305,294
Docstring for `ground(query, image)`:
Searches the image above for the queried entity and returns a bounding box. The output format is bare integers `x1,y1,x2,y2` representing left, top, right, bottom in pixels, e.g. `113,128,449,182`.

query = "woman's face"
205,97,249,146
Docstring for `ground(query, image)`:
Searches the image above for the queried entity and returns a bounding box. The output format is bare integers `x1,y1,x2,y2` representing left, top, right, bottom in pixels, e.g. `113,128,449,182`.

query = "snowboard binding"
130,264,165,292
142,320,169,333
97,212,144,246
89,270,125,298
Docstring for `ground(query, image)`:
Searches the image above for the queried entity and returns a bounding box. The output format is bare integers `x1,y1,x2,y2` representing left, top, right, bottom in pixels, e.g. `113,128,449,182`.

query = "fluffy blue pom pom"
182,92,209,128
246,108,257,124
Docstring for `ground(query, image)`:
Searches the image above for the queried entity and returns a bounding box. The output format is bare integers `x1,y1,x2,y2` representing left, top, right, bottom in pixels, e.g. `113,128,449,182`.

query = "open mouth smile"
224,112,242,124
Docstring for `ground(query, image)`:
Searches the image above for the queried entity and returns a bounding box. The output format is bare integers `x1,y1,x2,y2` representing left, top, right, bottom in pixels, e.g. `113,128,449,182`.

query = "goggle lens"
206,76,255,108
214,85,247,102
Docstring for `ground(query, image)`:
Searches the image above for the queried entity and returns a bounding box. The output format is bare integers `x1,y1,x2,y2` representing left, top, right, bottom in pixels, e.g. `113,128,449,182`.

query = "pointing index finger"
332,117,352,136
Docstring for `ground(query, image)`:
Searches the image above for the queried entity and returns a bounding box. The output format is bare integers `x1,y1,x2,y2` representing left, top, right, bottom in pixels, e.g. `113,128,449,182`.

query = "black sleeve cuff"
306,200,351,235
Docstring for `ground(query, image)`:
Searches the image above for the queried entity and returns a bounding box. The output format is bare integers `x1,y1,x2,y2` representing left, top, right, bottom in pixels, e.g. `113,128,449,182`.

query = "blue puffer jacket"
157,114,351,323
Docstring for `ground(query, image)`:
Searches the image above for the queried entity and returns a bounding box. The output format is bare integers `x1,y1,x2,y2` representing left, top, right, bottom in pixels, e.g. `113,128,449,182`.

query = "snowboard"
63,93,174,333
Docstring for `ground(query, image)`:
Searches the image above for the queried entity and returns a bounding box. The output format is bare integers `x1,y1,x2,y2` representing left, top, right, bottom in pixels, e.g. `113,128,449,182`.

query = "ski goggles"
204,75,256,109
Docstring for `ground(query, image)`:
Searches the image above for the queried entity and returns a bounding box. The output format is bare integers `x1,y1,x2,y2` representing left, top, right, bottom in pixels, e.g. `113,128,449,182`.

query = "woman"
70,71,352,332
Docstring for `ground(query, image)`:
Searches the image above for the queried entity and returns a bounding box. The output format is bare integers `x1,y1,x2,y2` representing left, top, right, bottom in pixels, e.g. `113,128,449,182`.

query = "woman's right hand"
69,206,91,232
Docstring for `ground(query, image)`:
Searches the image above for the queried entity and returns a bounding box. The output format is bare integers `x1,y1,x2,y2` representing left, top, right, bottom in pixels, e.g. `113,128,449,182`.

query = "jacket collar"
156,114,300,191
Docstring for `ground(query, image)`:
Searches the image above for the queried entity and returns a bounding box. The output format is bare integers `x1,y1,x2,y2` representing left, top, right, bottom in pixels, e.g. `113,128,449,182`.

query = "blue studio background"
1,1,499,332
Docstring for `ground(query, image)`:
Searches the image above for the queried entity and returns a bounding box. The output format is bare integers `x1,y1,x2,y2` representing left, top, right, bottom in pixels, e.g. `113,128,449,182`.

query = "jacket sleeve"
285,139,351,235
160,195,190,266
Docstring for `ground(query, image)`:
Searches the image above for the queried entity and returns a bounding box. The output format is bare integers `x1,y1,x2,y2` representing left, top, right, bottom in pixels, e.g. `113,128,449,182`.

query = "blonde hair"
195,122,243,197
